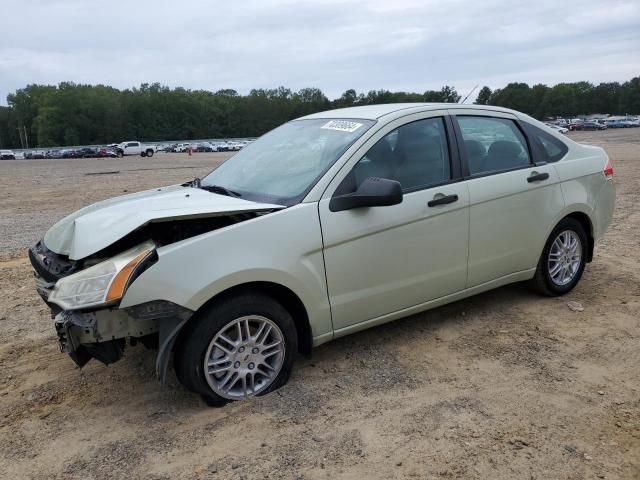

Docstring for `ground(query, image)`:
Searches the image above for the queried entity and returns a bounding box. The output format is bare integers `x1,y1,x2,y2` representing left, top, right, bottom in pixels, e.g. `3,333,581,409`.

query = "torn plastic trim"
54,301,193,378
126,301,193,384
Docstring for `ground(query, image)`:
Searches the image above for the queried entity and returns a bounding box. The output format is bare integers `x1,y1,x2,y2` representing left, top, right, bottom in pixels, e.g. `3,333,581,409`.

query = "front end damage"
29,239,195,380
28,196,281,381
52,302,192,381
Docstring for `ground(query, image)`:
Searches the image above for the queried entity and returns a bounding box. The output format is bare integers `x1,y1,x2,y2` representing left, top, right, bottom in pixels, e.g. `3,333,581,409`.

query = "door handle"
428,194,458,207
527,172,549,183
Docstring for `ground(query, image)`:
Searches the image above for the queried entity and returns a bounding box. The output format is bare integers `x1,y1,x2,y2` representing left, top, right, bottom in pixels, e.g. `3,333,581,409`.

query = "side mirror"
329,177,403,212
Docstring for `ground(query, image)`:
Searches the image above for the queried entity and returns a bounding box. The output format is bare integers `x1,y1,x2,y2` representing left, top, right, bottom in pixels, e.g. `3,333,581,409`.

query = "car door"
318,112,470,331
450,110,565,287
128,142,141,154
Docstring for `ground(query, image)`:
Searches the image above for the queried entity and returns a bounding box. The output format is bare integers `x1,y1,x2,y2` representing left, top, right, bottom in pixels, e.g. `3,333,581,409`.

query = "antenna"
460,85,479,104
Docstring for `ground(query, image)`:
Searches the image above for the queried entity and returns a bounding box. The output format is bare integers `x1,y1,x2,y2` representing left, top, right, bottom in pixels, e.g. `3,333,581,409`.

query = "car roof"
299,103,518,121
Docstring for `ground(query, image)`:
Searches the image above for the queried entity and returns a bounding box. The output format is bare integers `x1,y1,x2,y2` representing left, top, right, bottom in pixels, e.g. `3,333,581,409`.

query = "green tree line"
474,77,640,119
0,78,638,149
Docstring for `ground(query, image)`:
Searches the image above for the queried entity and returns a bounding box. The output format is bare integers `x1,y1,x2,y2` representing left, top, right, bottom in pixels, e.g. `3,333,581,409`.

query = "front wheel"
173,293,297,406
531,217,588,296
116,150,124,158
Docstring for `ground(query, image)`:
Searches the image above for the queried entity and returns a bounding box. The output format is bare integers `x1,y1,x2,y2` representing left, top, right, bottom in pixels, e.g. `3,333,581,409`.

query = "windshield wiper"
182,177,242,197
200,184,242,198
185,177,242,197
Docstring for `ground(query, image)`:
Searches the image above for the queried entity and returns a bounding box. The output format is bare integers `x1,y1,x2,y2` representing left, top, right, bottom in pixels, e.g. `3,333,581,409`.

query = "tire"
146,149,154,158
116,150,124,158
531,217,588,296
173,292,297,407
140,151,146,157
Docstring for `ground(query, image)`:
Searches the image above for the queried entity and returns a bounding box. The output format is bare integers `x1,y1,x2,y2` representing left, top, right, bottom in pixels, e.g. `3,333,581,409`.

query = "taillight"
603,158,614,179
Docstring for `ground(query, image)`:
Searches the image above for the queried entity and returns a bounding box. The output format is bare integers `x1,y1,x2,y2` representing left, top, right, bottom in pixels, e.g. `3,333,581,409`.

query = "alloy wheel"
203,315,285,400
547,229,582,286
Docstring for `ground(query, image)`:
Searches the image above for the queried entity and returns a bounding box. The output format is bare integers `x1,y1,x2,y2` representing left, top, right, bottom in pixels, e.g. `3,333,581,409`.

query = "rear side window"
457,116,530,175
522,123,569,163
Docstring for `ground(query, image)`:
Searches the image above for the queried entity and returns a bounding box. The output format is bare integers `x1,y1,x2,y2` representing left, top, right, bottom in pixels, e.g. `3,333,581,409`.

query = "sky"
1,0,639,104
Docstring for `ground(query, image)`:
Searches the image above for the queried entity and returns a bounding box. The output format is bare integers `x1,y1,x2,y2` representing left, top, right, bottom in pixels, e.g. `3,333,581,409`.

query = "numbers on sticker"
321,120,363,133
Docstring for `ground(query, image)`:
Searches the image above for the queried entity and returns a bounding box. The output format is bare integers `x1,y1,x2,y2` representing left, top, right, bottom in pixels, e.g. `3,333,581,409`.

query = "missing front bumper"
53,311,125,366
52,302,192,374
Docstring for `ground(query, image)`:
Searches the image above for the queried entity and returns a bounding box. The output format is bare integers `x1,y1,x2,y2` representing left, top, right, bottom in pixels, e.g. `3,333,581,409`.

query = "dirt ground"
0,130,638,479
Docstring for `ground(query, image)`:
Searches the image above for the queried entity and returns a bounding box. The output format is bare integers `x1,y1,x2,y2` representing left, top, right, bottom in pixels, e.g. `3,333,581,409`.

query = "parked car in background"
60,149,82,159
545,124,568,134
577,121,607,131
173,143,191,153
116,141,156,158
77,147,98,158
226,141,243,151
30,104,615,406
96,147,118,158
196,143,215,152
605,120,626,128
24,150,46,159
46,150,64,159
0,149,16,159
211,142,229,151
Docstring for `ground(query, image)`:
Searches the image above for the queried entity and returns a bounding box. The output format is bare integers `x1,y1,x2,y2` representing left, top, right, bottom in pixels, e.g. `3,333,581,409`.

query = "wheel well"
193,282,313,355
565,212,594,262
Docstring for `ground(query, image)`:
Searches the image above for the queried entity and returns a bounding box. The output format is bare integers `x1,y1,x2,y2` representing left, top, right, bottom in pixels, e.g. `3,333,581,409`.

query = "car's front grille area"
28,240,80,283
28,240,81,312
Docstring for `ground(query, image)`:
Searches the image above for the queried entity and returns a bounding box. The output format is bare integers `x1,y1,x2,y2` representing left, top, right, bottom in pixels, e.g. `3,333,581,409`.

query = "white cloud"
0,0,638,104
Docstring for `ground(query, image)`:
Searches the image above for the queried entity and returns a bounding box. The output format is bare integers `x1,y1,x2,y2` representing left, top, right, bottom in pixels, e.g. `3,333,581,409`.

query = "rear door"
450,110,565,287
319,112,470,330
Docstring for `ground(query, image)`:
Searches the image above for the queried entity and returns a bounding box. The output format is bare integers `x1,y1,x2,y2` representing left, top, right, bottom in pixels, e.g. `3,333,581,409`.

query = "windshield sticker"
321,120,364,133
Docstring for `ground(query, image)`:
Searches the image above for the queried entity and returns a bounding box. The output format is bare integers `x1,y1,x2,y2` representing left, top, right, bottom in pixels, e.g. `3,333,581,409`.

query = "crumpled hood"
44,185,283,260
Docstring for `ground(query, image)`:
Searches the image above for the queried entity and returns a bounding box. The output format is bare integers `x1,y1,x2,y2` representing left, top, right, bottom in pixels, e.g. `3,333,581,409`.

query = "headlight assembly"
48,240,155,310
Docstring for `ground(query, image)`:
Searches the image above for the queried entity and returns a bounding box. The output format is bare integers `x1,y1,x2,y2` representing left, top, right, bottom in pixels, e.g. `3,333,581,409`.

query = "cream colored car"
30,104,615,406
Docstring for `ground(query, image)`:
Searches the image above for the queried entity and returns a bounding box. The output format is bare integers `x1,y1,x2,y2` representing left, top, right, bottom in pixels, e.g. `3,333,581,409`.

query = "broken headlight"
48,241,155,310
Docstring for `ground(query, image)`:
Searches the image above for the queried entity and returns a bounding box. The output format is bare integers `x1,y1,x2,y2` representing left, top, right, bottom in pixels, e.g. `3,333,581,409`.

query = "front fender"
120,203,333,341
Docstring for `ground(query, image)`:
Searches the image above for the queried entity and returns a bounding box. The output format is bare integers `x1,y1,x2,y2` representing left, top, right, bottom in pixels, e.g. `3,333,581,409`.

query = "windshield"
201,118,375,205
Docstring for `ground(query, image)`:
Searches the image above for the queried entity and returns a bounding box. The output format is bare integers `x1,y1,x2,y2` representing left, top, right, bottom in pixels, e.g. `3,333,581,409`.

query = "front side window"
202,118,374,205
457,116,530,175
348,117,451,192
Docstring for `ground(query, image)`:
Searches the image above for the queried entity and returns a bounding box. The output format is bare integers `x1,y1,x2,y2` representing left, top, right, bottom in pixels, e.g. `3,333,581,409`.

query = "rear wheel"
174,293,297,406
531,217,587,296
146,149,154,157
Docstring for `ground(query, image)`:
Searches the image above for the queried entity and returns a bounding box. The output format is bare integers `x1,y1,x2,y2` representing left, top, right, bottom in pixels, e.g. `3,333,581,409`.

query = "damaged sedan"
30,104,615,406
